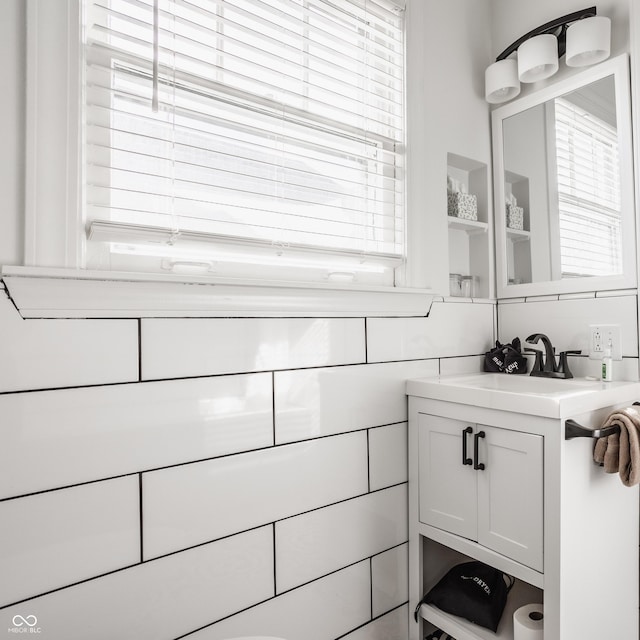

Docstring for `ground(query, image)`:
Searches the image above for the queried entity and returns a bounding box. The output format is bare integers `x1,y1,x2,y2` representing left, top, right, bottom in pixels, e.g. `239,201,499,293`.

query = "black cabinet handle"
462,426,473,465
473,431,486,470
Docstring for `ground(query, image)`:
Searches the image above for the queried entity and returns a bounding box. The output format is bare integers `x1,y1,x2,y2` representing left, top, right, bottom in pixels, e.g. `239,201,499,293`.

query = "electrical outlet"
589,324,622,360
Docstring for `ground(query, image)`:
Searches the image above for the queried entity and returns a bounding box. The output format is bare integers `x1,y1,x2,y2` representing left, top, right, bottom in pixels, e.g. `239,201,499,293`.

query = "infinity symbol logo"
12,615,38,627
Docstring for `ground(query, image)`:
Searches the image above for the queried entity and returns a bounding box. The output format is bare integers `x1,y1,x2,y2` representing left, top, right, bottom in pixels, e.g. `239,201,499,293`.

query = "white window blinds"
554,96,621,278
84,0,406,282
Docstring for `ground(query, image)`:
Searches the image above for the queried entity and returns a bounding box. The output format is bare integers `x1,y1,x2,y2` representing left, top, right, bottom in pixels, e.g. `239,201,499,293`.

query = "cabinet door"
418,414,477,540
476,425,543,571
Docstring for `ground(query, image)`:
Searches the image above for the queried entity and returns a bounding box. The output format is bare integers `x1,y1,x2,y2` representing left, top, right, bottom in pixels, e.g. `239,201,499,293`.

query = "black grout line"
0,423,409,504
139,473,144,563
369,540,407,560
334,602,409,640
364,317,368,363
0,359,393,397
0,488,410,612
0,561,142,611
0,350,494,398
271,371,276,446
137,319,142,382
272,522,277,595
145,483,409,564
0,472,141,504
172,594,277,640
369,557,373,620
366,428,371,493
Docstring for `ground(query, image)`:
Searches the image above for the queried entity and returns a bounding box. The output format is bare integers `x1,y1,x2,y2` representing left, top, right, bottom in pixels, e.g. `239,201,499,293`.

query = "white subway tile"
439,355,485,376
559,292,596,300
596,289,637,298
525,295,559,302
442,296,472,303
274,360,437,444
498,295,639,357
143,431,368,559
369,423,407,491
0,527,274,640
186,561,371,640
0,374,273,499
366,301,494,362
371,544,408,618
276,485,408,593
0,476,140,607
0,295,137,392
141,318,365,379
341,605,409,640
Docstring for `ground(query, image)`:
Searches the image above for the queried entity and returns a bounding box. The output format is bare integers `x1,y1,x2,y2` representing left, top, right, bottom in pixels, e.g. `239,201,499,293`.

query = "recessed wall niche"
446,153,491,299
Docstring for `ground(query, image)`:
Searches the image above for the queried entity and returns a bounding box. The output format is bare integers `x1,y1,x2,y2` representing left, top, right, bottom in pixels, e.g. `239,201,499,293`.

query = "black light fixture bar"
495,6,597,62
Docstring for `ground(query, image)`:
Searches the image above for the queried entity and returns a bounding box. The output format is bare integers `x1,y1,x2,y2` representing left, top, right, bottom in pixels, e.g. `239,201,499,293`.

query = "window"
83,0,406,285
553,95,622,278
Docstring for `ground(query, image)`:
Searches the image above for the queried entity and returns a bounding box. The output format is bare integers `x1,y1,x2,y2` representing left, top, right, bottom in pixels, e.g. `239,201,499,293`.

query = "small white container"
602,340,613,381
460,275,476,298
449,273,462,297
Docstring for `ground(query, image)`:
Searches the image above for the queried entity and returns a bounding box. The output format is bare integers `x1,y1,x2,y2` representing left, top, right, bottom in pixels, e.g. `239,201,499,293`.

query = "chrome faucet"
525,333,581,379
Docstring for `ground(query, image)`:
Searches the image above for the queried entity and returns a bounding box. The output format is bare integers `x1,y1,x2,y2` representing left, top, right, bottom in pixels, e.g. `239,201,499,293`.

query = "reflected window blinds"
554,96,621,277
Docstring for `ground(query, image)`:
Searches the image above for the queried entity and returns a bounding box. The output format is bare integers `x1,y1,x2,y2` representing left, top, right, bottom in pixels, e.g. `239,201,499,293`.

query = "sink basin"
433,373,603,395
406,372,640,418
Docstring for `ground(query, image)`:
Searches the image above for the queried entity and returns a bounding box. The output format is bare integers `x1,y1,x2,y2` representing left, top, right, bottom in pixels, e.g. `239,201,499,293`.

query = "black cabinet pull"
473,431,486,470
462,426,473,465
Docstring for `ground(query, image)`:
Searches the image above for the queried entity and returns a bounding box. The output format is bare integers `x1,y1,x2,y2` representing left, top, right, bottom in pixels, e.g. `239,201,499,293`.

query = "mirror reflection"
502,75,621,285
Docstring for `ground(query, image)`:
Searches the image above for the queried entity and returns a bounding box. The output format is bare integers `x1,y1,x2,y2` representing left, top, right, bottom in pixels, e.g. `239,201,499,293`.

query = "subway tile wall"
0,292,494,640
498,294,640,380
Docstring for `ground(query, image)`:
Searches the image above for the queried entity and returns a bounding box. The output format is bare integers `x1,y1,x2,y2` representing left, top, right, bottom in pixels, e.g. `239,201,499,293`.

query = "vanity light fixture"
485,6,611,104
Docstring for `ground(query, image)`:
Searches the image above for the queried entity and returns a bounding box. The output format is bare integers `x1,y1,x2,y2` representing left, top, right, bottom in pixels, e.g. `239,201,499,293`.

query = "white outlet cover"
589,324,622,360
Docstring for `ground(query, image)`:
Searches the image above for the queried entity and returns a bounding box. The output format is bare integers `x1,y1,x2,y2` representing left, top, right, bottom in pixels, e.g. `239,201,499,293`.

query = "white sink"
406,372,640,418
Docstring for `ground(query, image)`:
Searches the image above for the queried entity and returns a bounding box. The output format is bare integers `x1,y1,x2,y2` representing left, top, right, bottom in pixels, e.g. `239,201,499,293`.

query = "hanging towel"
593,405,640,487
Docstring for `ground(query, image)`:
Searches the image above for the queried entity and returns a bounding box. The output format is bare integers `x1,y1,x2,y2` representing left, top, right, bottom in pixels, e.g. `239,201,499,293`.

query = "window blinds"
84,0,406,278
554,96,621,277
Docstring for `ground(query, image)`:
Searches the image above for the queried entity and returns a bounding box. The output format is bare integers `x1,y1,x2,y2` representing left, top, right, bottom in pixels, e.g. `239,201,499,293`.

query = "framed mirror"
492,54,636,298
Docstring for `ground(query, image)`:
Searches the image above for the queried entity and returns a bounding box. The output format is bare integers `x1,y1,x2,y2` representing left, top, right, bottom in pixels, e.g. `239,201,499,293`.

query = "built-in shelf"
419,579,542,640
418,522,543,589
446,152,491,298
448,217,489,235
506,227,531,242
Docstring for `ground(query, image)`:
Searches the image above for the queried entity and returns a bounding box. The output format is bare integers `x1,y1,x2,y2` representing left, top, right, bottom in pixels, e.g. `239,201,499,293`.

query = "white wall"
405,0,494,293
0,0,24,266
0,1,497,639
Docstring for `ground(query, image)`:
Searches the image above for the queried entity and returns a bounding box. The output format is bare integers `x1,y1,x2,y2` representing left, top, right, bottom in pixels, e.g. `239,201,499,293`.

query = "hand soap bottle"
602,339,613,382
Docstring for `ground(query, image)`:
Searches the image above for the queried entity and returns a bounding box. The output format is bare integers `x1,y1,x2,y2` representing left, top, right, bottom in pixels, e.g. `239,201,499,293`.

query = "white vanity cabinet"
407,374,640,640
418,415,543,572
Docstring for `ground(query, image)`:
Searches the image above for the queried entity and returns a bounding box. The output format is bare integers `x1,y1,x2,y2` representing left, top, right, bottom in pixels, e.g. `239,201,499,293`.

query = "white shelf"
506,228,530,242
419,579,542,640
448,217,489,235
418,523,543,589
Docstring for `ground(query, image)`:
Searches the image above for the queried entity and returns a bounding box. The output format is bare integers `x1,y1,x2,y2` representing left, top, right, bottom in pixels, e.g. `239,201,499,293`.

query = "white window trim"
21,0,434,318
1,265,433,318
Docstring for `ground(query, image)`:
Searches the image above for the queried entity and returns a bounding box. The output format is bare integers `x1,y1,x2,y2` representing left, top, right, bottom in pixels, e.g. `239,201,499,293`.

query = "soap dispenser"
602,339,613,382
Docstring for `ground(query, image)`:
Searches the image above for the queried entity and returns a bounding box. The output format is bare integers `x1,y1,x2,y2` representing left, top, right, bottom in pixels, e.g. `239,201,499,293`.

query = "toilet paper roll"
513,603,544,640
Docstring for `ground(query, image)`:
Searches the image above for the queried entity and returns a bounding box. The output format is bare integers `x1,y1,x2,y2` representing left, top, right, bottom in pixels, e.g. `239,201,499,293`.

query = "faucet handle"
524,348,544,374
558,350,582,378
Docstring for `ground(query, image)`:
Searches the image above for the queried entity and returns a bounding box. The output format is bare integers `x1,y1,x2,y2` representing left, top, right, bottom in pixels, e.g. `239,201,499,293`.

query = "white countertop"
406,373,640,418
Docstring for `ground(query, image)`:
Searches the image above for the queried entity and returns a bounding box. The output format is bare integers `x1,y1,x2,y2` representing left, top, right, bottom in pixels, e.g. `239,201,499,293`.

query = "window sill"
1,267,435,319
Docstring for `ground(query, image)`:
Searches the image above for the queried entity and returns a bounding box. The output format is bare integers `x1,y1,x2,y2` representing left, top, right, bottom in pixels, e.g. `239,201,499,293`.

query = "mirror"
492,55,636,297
